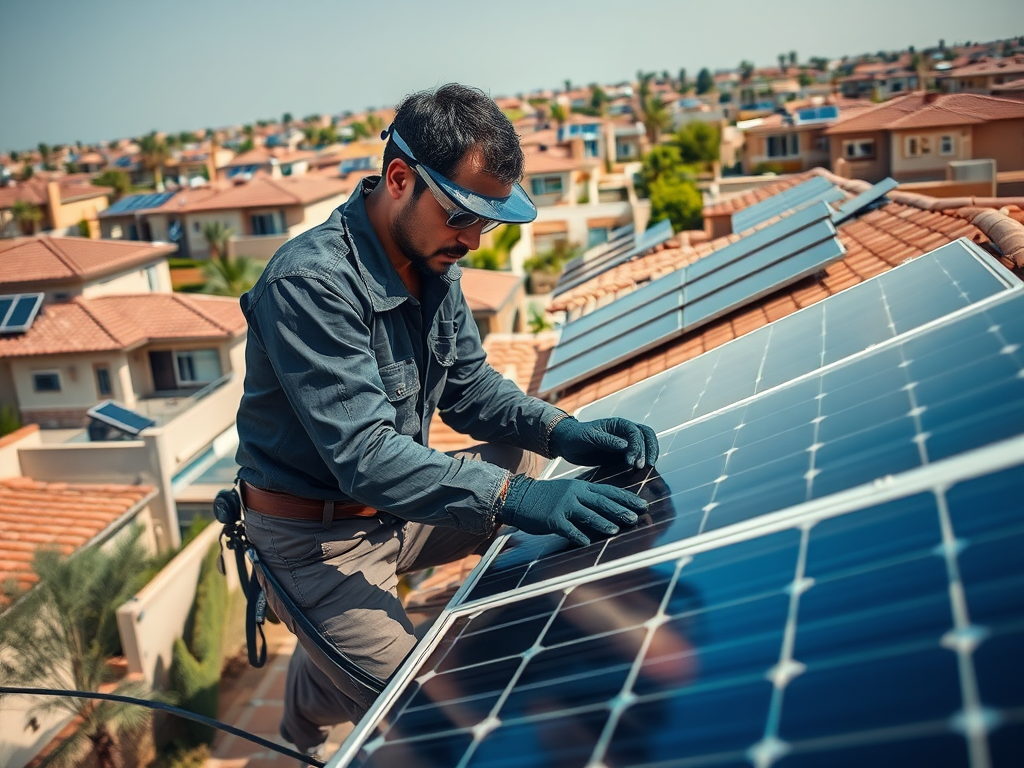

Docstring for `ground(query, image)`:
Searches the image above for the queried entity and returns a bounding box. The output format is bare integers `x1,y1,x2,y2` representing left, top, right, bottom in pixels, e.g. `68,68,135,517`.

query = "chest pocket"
430,319,458,368
378,358,421,402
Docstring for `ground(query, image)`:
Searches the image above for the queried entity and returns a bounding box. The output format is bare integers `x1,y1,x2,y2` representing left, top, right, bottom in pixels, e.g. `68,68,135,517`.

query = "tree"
678,68,689,93
365,113,384,137
461,224,521,271
589,85,609,116
139,132,169,192
798,71,814,87
548,102,568,129
20,164,34,181
638,145,684,193
696,67,714,95
778,53,787,73
282,112,293,127
673,122,720,167
318,125,338,146
200,254,263,297
788,51,797,66
739,60,755,82
12,199,43,235
201,221,233,260
349,121,370,140
0,527,158,768
38,142,54,170
648,173,703,231
563,78,572,93
640,95,671,145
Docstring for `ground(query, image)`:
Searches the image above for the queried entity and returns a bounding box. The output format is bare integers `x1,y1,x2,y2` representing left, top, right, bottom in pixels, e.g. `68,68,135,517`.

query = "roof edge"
955,207,1024,268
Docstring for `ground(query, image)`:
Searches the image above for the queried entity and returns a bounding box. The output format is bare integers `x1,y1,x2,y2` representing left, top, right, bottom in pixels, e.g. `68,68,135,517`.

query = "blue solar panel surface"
831,178,899,225
732,176,846,234
88,401,157,435
347,460,1024,768
471,246,1017,600
541,205,845,395
0,293,45,333
103,191,176,215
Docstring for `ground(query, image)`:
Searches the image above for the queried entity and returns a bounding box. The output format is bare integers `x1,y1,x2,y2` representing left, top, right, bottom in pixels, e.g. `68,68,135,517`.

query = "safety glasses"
384,126,537,234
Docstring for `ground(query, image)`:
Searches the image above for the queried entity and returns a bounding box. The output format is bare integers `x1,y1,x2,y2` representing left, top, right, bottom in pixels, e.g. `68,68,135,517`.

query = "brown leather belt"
240,480,378,527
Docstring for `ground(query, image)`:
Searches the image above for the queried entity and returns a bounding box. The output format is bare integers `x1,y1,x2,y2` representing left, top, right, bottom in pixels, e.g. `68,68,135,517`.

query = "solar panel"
541,203,845,395
0,293,44,334
87,400,156,436
561,223,634,275
552,220,674,298
471,242,1019,600
732,176,847,234
102,191,176,215
831,178,899,225
337,456,1024,768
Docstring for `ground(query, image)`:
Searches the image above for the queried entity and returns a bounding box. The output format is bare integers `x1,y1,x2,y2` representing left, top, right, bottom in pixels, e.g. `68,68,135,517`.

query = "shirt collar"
341,176,461,314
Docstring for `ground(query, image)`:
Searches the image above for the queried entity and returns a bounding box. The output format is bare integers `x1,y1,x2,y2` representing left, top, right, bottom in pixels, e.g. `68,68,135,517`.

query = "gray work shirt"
235,176,564,533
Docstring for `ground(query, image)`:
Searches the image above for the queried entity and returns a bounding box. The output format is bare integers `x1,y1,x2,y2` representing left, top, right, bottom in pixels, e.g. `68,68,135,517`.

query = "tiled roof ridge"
169,293,240,335
71,296,129,347
37,236,84,277
955,207,1024,268
260,176,303,205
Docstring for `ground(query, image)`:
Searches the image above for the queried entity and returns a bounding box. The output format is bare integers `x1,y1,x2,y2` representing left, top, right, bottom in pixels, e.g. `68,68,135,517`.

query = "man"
234,84,659,754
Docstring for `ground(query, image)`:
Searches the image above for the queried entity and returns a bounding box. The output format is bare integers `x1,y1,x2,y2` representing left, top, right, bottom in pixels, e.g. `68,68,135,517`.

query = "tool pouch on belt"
215,487,271,668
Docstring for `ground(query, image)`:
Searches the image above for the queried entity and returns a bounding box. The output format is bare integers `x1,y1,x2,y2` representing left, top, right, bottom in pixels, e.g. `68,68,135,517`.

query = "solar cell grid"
469,262,1022,601
343,462,1024,768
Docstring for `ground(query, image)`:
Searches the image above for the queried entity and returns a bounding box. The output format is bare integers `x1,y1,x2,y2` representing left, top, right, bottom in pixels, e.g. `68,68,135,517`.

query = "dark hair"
381,84,524,192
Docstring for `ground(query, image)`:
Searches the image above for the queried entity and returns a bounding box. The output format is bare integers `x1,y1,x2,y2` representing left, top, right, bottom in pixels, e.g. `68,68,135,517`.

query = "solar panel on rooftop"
831,177,899,225
87,400,157,436
541,203,845,395
552,220,674,298
731,176,846,233
0,293,44,334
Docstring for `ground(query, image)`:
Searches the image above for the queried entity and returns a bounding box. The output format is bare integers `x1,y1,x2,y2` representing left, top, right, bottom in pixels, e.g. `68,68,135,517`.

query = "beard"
391,200,469,277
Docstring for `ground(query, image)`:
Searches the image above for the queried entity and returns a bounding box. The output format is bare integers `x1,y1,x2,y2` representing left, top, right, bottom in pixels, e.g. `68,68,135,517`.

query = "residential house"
165,144,235,187
940,55,1024,94
0,175,112,237
825,92,1024,193
145,174,351,259
74,151,108,173
738,101,875,175
0,235,175,304
98,191,180,242
222,147,314,180
838,58,919,100
518,117,645,260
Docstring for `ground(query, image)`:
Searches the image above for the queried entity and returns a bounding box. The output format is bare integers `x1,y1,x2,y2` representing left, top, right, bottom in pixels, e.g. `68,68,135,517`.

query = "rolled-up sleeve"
437,294,566,457
250,276,510,533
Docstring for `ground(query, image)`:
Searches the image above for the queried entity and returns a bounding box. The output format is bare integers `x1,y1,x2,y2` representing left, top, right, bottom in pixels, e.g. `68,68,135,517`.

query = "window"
766,134,800,158
33,371,61,393
587,227,610,248
615,140,637,159
843,139,875,160
940,135,955,156
95,365,112,396
905,136,931,157
583,140,599,158
174,349,222,385
251,211,285,236
530,176,564,196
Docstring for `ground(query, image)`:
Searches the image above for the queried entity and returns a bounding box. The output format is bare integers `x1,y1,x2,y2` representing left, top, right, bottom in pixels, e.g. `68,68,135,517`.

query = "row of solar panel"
541,202,846,394
470,243,1017,600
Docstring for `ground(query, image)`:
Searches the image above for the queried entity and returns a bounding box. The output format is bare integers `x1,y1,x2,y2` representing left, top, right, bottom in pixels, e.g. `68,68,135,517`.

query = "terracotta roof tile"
161,175,349,213
0,478,153,606
460,269,522,313
0,293,245,358
0,236,176,287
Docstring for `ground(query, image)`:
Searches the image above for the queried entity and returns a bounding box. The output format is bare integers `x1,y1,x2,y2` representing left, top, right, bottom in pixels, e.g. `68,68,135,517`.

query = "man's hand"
499,475,648,547
550,417,660,470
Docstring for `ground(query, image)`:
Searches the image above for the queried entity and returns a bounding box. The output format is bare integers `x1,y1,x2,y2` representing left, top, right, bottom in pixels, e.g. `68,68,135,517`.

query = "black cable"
0,686,325,767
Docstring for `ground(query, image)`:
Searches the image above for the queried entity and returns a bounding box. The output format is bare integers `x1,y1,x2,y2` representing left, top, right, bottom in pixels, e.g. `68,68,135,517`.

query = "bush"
752,162,784,175
0,403,21,437
168,544,228,745
648,174,703,232
524,240,581,275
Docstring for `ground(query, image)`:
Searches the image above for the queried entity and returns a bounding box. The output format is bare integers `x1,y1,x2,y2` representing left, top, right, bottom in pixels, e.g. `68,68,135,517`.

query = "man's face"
390,145,512,277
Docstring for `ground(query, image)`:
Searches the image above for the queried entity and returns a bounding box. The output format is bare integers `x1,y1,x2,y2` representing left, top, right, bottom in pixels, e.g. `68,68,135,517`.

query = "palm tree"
201,221,233,260
548,102,568,130
12,199,44,234
138,132,169,192
0,527,158,768
201,254,264,297
640,96,671,145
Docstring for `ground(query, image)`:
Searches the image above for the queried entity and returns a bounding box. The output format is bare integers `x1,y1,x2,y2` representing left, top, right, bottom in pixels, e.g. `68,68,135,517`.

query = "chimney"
46,181,62,229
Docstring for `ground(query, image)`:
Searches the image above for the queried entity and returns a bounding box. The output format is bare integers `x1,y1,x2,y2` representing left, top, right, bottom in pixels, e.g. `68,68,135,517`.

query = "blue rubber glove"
499,475,648,547
550,417,660,470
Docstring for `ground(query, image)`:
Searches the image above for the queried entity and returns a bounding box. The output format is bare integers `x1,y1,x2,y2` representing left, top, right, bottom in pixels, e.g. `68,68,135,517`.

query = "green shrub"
0,404,21,437
168,544,228,745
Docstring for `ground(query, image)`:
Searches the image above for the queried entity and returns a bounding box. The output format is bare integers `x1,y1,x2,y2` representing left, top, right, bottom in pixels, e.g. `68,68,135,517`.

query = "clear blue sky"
1,0,1021,151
